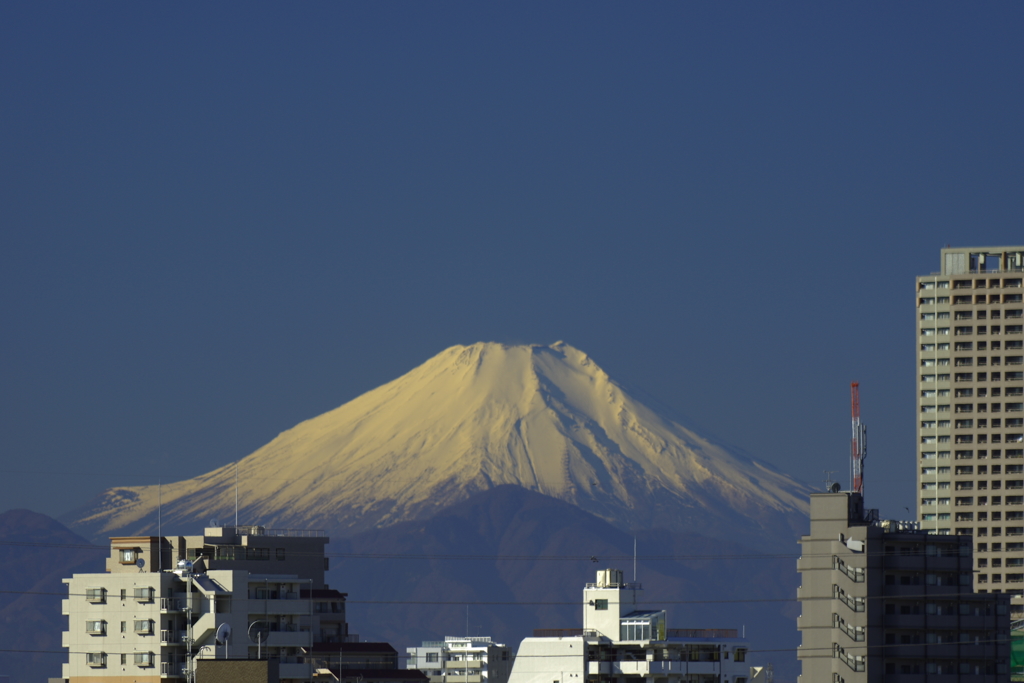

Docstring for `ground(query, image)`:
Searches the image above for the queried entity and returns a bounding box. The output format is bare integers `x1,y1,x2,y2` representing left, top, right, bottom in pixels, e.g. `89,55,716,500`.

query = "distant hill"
329,486,801,681
0,509,105,683
64,341,810,552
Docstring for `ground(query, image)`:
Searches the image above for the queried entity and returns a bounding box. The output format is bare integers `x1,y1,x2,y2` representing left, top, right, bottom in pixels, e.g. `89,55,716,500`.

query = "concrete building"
798,491,1011,681
508,569,763,683
406,636,512,683
916,246,1024,617
59,525,349,683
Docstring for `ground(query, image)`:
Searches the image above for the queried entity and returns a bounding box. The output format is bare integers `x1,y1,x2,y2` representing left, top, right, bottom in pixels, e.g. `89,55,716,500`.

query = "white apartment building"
406,637,512,683
59,525,348,683
508,569,764,683
916,246,1024,618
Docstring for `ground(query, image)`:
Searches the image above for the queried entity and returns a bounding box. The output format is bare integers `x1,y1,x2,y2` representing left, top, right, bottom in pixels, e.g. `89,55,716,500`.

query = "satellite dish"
248,621,269,644
248,620,269,659
210,518,220,528
831,482,842,493
136,558,145,569
216,623,232,644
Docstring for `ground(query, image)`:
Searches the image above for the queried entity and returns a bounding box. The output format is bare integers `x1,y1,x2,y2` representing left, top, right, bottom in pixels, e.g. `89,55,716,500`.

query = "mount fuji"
65,342,811,549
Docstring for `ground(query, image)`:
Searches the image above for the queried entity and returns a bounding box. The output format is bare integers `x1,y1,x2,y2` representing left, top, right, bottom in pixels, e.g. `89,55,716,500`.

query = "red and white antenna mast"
851,382,866,495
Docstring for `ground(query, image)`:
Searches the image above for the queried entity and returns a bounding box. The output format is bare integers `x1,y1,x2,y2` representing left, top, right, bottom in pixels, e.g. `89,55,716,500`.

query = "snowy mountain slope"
65,342,811,549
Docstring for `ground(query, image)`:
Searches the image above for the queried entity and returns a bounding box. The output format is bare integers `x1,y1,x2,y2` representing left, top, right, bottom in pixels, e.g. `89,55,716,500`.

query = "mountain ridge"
64,341,811,550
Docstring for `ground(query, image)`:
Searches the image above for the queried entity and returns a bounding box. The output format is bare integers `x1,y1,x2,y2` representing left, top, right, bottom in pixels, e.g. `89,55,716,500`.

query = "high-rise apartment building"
916,246,1024,616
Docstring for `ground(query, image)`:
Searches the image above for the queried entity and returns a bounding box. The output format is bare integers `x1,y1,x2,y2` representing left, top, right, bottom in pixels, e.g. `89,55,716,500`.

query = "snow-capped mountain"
66,342,810,548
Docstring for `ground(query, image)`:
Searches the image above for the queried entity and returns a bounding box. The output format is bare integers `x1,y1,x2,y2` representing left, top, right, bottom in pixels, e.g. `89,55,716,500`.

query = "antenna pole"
633,537,637,582
157,480,161,572
235,462,239,528
851,382,866,496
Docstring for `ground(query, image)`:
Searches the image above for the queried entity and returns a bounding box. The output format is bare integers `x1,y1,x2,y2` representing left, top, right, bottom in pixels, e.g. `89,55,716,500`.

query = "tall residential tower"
916,246,1024,617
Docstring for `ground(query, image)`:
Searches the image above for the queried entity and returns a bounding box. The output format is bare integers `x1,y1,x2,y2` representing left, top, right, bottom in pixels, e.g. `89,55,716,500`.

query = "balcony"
160,630,187,645
160,598,185,612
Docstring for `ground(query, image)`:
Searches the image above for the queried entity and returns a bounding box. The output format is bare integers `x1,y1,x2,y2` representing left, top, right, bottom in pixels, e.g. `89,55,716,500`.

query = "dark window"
594,599,608,611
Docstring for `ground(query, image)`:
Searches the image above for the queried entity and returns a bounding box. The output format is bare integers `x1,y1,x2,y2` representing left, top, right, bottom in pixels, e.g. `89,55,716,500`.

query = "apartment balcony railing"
833,556,865,583
833,585,865,613
160,598,185,612
834,644,865,672
832,614,865,642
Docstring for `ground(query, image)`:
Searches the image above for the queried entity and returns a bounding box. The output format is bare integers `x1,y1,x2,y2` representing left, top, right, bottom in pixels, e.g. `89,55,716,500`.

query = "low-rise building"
59,525,347,683
407,636,513,683
508,569,763,683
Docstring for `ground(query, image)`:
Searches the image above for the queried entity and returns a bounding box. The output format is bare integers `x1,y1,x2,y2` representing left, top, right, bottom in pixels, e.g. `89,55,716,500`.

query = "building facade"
916,246,1024,617
406,637,513,683
508,569,764,683
59,525,348,683
798,491,1011,681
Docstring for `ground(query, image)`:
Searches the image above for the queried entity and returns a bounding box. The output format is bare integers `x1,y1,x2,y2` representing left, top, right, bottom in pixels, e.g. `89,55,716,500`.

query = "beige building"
798,491,1010,681
916,246,1024,616
59,525,348,683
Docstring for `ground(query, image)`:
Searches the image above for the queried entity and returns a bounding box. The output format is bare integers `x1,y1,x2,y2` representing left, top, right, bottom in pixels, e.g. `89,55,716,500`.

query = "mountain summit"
67,342,810,547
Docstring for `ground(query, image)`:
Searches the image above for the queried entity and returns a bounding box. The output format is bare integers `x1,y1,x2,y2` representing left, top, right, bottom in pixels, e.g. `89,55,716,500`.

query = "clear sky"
1,2,1022,524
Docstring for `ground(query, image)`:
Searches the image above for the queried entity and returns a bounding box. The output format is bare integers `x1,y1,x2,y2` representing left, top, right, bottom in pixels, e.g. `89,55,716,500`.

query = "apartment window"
134,652,154,667
85,588,106,603
593,599,608,610
134,619,153,634
426,653,440,663
276,548,286,561
245,547,271,561
956,373,974,382
134,587,154,602
956,419,974,429
85,620,106,635
922,312,936,320
86,652,106,668
118,548,138,564
735,648,747,662
956,327,974,336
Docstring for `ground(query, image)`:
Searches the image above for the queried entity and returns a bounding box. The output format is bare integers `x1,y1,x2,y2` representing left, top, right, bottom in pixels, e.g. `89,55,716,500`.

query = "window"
593,599,608,610
735,648,747,662
86,652,106,668
245,547,271,561
86,588,106,603
118,548,137,564
85,620,106,635
276,548,286,561
134,619,153,634
426,652,439,663
134,651,154,667
134,587,154,601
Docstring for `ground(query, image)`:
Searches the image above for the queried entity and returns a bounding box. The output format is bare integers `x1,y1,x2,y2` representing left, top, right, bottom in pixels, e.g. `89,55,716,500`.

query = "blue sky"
1,2,1022,523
